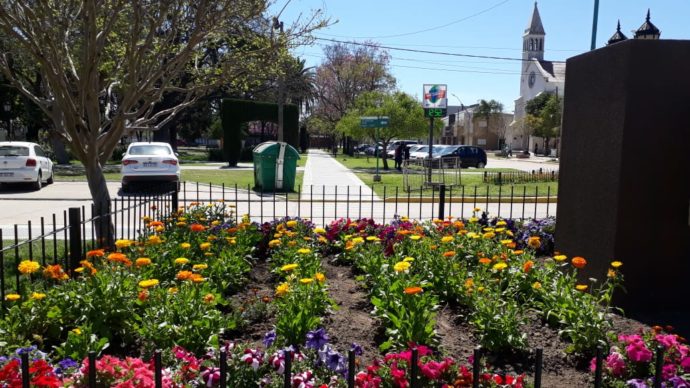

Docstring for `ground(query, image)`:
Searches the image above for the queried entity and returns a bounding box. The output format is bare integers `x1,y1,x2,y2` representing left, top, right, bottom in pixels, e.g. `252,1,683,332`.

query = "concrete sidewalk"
300,149,379,200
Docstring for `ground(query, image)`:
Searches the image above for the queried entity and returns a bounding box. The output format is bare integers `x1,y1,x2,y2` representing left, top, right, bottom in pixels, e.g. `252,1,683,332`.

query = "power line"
317,0,512,39
314,37,567,63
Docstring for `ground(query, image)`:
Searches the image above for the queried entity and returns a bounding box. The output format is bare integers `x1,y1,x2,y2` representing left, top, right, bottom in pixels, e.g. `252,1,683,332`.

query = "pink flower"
605,352,627,377
618,334,643,344
626,341,653,363
241,348,264,371
656,334,681,350
681,357,690,373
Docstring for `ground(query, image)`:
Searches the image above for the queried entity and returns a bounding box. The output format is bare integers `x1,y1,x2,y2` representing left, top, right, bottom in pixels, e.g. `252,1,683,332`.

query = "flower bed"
0,204,682,387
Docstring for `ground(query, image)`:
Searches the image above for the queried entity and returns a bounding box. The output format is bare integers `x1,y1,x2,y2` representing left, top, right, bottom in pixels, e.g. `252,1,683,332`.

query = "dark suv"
434,145,487,168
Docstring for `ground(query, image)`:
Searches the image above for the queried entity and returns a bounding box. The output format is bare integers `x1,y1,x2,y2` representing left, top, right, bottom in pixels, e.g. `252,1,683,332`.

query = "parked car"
364,143,383,156
0,141,54,190
121,142,180,193
433,145,487,168
385,140,419,157
409,145,450,160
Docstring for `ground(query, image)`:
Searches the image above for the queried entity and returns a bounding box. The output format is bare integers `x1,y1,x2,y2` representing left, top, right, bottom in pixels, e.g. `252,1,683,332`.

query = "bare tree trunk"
84,160,114,248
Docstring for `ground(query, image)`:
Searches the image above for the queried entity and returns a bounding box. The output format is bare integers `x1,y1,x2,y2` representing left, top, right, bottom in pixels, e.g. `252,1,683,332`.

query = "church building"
510,2,564,154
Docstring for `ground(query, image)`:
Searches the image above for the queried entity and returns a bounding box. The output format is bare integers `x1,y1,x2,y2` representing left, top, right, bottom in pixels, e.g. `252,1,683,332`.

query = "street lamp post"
3,102,11,141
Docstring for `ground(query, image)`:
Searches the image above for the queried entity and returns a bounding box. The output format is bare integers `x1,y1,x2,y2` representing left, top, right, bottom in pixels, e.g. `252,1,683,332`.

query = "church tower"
523,2,545,62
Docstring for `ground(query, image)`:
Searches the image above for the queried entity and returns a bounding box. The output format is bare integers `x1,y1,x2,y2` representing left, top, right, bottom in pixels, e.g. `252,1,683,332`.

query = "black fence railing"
10,343,657,387
482,169,559,185
0,189,176,306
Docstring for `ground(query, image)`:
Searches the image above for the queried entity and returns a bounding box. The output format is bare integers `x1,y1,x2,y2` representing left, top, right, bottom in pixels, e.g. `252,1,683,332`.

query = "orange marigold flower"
523,260,534,273
479,258,492,265
149,221,164,227
203,294,215,303
43,264,68,280
107,252,132,266
86,249,105,258
135,258,152,267
443,251,456,258
571,256,587,269
190,274,205,283
404,286,423,295
189,224,206,232
176,270,193,280
79,260,97,275
527,236,541,249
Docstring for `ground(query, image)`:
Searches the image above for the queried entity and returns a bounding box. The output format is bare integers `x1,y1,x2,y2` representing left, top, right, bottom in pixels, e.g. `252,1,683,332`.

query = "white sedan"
121,142,180,193
0,141,54,190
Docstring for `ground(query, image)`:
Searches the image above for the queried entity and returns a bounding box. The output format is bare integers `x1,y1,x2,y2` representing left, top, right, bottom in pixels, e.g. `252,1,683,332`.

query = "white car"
0,141,54,190
121,142,180,192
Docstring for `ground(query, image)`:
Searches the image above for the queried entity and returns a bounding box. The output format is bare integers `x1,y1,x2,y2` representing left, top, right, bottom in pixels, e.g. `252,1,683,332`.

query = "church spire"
525,2,545,35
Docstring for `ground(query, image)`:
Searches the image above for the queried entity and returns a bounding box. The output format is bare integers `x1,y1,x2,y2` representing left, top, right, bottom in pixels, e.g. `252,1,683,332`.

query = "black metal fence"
12,343,660,387
482,169,559,185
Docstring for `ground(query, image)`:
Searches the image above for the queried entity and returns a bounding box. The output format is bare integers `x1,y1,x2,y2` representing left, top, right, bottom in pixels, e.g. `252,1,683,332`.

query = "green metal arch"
221,99,299,166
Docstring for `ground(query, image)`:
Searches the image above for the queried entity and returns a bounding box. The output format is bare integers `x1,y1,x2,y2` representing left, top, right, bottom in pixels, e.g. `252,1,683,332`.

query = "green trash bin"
252,141,300,192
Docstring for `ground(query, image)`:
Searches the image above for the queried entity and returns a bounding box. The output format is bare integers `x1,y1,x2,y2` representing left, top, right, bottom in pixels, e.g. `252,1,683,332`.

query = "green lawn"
56,170,303,192
333,154,520,173
355,170,558,197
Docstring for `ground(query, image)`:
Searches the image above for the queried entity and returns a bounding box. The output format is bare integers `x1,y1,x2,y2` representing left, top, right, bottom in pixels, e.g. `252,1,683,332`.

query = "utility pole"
590,0,600,50
273,17,285,142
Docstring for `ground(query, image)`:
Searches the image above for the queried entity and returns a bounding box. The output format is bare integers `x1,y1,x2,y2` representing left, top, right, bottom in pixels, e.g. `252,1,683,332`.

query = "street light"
3,102,11,141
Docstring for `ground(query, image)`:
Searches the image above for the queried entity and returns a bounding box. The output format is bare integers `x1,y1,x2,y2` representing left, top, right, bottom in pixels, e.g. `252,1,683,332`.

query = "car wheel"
33,171,42,190
477,162,486,169
47,171,54,184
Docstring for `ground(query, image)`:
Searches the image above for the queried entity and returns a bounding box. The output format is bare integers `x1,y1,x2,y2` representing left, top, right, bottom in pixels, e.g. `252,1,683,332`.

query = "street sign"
360,116,389,128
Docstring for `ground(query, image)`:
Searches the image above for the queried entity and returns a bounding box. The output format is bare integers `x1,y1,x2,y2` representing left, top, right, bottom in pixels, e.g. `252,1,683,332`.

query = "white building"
510,2,565,153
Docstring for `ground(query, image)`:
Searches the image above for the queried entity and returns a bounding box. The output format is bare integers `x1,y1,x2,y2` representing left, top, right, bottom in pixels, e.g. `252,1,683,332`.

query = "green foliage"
525,93,562,141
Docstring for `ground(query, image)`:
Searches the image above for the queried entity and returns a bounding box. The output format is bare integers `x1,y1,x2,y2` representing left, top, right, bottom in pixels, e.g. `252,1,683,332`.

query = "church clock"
528,71,536,88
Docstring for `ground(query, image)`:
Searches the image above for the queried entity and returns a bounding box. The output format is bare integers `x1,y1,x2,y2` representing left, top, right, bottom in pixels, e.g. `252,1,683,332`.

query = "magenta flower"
626,341,653,363
201,367,220,387
681,357,690,373
605,352,627,377
662,363,678,381
656,334,681,350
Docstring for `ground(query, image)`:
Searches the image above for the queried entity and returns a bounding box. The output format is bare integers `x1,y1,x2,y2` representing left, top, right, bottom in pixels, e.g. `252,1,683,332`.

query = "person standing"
394,144,403,171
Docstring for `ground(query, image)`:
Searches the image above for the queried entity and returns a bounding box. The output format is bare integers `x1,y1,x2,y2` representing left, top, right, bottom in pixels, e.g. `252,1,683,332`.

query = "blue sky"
275,0,690,113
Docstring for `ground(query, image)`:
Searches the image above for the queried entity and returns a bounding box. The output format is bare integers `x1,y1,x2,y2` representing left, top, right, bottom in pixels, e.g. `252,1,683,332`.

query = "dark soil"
230,257,648,386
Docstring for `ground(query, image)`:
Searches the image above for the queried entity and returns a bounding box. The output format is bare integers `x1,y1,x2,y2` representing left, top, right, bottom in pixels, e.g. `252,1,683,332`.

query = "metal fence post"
172,190,179,214
68,207,82,271
438,184,446,220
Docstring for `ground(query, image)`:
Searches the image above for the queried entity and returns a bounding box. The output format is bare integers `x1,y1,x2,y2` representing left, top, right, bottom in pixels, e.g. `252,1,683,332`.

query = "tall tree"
525,92,561,155
0,0,325,243
337,91,440,170
311,42,395,143
475,99,505,148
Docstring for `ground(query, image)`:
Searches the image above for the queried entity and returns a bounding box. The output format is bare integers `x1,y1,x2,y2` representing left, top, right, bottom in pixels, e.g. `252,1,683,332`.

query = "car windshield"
0,146,29,156
128,145,171,156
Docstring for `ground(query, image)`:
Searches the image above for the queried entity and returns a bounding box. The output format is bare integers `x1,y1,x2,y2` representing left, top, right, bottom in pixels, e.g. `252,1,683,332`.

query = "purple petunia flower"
318,345,347,376
263,330,276,347
351,343,363,356
626,379,649,388
305,328,329,349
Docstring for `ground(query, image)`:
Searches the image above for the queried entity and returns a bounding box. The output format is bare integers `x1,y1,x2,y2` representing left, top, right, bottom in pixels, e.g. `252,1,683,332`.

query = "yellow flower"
155,226,164,233
315,273,326,283
31,292,46,300
352,237,365,244
211,220,221,226
5,294,20,302
466,232,478,239
393,261,411,273
469,217,479,223
495,228,505,233
115,239,132,249
148,235,162,245
303,237,312,241
314,227,326,235
611,261,623,269
227,237,237,245
473,207,481,212
71,328,82,335
193,263,208,271
300,278,314,284
482,232,496,239
176,222,187,227
276,282,290,297
281,263,298,272
366,236,381,242
175,258,189,265
297,248,312,254
500,239,514,246
168,287,179,294
441,236,454,243
553,254,567,262
483,227,494,232
464,278,474,289
575,284,588,292
506,230,514,237
532,281,542,290
203,293,215,303
286,220,298,228
139,279,159,289
528,236,541,249
269,239,281,248
288,241,297,247
180,242,191,249
492,262,508,271
607,269,617,278
409,235,422,241
18,260,41,275
199,242,211,251
135,258,152,267
207,235,218,241
496,220,507,226
403,256,415,262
